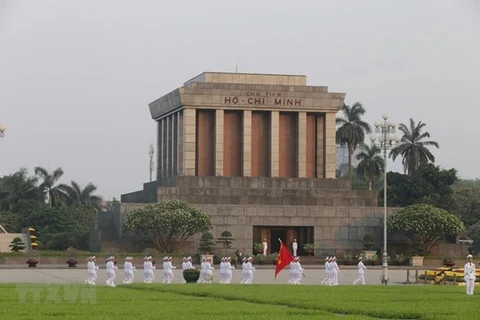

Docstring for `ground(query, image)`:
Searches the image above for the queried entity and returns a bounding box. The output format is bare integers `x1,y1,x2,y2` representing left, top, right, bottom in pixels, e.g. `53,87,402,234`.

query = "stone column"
183,108,196,176
270,111,279,177
215,109,224,176
297,112,307,178
324,112,337,178
316,115,325,178
243,110,252,177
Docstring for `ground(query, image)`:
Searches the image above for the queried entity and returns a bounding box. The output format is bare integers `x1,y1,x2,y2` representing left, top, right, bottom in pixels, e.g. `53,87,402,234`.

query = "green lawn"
1,283,478,319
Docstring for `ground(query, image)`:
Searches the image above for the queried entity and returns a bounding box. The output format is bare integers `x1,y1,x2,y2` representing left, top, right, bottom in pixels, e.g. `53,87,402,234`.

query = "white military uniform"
321,257,330,285
225,257,235,283
143,257,150,283
198,259,206,283
263,240,268,256
181,258,187,284
330,257,339,286
353,258,367,285
464,255,476,295
204,259,214,283
292,241,298,256
105,257,118,287
244,258,255,284
240,258,247,284
123,257,135,284
85,257,99,285
219,258,226,283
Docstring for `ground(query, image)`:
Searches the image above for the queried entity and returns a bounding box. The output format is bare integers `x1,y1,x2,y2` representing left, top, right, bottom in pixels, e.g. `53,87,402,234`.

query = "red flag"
275,240,294,278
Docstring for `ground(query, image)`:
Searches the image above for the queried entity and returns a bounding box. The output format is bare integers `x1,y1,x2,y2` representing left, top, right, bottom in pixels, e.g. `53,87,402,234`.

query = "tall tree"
336,102,372,181
0,169,42,212
60,181,102,209
356,143,384,190
34,167,66,207
389,118,439,176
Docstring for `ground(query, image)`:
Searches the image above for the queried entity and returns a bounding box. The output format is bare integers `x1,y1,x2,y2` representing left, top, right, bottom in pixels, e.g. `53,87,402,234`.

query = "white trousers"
321,272,329,284
124,271,134,284
106,271,116,286
353,273,365,285
465,279,475,295
226,270,233,284
86,270,97,284
244,271,254,284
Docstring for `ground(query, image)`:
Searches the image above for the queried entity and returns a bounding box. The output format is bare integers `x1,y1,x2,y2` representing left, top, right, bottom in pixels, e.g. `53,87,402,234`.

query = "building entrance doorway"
252,226,314,256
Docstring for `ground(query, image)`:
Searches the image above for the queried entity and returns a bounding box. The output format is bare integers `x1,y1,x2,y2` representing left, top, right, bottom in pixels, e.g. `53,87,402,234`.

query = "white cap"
467,254,473,259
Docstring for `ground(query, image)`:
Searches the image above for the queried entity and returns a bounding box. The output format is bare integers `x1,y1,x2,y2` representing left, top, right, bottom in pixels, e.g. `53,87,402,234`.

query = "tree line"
0,166,101,250
336,102,480,252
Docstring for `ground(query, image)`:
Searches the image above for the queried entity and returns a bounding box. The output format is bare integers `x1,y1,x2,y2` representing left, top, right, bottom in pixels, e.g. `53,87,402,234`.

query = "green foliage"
382,164,457,211
216,230,235,249
123,200,212,254
356,143,384,190
389,118,439,176
9,237,25,252
387,204,465,255
394,254,405,263
336,102,372,181
467,222,480,251
252,242,264,251
253,253,267,264
452,187,480,226
198,232,215,254
303,243,315,250
343,252,354,261
363,234,375,250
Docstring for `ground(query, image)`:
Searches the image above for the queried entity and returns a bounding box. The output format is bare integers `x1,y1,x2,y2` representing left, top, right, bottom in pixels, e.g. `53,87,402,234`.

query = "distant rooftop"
184,71,307,87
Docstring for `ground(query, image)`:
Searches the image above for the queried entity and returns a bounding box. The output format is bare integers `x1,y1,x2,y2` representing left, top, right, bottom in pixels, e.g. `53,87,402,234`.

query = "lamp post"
370,114,400,285
0,113,6,138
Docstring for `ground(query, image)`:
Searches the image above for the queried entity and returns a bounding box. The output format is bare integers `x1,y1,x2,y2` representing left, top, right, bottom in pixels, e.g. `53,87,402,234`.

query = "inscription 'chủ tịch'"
223,92,302,106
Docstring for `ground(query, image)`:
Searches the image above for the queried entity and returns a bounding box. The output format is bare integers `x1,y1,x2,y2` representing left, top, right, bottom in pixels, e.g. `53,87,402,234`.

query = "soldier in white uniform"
198,257,207,283
262,239,268,256
204,257,214,283
321,257,330,285
105,256,118,287
288,258,296,284
353,257,367,285
240,257,247,284
123,257,133,284
219,257,226,283
294,257,305,284
464,254,476,295
162,257,169,284
244,257,255,284
143,256,150,283
166,257,176,283
292,239,298,257
146,256,156,283
331,256,340,286
185,257,194,269
225,257,235,284
181,257,187,284
85,256,99,285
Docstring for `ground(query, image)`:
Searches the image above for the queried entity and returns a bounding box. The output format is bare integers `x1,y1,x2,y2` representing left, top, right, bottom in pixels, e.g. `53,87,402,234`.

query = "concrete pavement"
0,266,428,286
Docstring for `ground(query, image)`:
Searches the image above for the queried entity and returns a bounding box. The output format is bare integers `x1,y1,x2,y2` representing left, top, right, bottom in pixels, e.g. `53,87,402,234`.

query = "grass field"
1,283,478,319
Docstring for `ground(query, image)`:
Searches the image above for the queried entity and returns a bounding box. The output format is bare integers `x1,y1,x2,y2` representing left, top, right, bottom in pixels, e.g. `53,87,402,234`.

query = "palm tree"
389,118,439,176
0,169,42,212
356,143,384,190
34,167,66,207
60,181,102,209
336,103,372,181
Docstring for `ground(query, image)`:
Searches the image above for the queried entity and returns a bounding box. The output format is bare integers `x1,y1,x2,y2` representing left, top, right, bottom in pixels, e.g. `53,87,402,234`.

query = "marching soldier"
105,256,118,287
321,257,330,285
225,257,235,284
244,257,255,284
353,256,367,285
240,257,248,284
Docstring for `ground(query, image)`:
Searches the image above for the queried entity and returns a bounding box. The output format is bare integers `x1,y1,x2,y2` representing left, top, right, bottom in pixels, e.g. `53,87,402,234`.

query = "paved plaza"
0,266,427,286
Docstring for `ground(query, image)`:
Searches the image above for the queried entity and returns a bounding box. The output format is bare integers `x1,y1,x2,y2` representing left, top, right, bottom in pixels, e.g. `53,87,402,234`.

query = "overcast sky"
1,0,479,200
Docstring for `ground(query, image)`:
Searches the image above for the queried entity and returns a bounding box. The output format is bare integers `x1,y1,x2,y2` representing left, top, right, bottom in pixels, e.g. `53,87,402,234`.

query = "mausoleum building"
118,72,384,255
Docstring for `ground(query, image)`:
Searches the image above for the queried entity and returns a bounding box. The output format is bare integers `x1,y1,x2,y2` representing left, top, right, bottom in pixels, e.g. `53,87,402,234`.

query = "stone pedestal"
410,256,424,267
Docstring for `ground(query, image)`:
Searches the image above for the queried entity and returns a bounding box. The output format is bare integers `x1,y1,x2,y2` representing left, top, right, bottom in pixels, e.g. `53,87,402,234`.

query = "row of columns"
180,108,336,179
